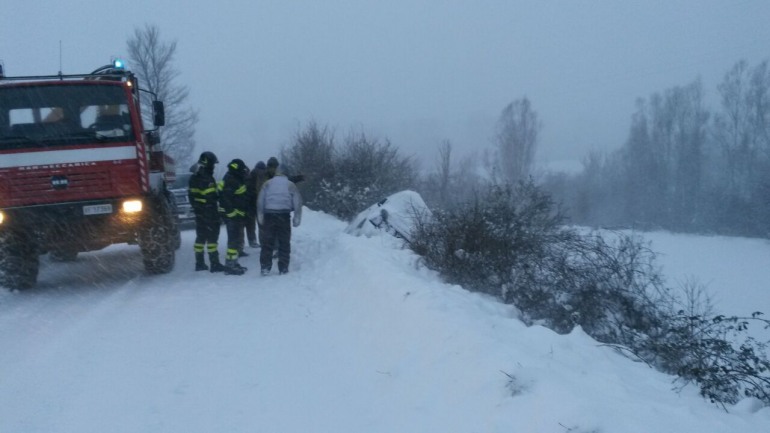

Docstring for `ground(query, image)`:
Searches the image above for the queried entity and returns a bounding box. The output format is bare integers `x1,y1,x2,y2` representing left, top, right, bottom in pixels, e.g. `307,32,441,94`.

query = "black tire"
138,197,176,274
165,188,182,251
0,229,40,290
172,216,182,251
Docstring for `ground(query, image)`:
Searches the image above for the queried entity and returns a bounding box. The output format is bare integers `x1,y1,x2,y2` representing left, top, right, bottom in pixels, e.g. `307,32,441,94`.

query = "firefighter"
257,157,302,275
220,158,250,275
188,151,225,272
246,160,268,248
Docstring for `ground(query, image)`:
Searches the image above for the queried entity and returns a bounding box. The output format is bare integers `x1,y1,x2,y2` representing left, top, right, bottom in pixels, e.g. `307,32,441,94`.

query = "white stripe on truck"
0,146,137,169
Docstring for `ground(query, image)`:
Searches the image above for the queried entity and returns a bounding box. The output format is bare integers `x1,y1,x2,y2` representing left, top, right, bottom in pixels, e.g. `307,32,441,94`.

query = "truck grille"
2,165,138,208
12,170,111,195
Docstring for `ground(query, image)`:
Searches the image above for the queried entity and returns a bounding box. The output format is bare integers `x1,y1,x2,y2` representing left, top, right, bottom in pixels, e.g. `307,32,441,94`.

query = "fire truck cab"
0,60,180,289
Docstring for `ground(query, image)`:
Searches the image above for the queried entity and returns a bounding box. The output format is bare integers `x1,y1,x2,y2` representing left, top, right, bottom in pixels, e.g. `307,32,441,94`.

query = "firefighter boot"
209,253,225,273
195,252,208,272
224,259,246,276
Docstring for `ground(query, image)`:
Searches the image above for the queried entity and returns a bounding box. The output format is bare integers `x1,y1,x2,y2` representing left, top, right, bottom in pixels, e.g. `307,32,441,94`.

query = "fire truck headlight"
122,200,143,213
0,211,5,225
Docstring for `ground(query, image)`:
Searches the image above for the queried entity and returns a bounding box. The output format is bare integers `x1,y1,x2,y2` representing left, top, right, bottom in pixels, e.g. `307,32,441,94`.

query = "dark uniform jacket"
220,170,249,219
247,167,268,217
188,168,219,217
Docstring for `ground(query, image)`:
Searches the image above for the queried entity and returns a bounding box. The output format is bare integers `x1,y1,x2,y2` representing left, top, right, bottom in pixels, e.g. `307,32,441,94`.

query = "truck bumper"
0,197,148,253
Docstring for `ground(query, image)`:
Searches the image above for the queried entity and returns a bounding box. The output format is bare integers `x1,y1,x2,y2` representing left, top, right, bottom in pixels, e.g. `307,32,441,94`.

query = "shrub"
280,121,336,209
409,180,770,407
660,312,770,405
318,131,417,220
281,124,418,220
410,181,569,300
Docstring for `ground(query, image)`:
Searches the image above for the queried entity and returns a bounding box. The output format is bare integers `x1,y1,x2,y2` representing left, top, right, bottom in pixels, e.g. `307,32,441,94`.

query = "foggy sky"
3,1,769,171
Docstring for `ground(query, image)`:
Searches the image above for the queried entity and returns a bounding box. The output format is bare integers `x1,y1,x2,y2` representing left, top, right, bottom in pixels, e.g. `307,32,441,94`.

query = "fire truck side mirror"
153,101,165,127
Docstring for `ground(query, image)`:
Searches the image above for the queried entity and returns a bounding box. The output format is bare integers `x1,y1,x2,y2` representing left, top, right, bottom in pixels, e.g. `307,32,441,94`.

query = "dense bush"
410,182,566,298
410,181,667,335
409,180,770,407
281,123,417,220
316,132,416,220
279,121,336,211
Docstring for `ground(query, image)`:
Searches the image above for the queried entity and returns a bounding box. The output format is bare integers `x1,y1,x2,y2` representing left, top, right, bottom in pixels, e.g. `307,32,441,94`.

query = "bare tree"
715,61,770,197
714,60,754,198
495,97,541,184
621,98,662,225
616,79,708,230
127,24,198,168
668,80,709,229
421,143,484,210
748,61,770,155
280,121,336,207
435,139,452,206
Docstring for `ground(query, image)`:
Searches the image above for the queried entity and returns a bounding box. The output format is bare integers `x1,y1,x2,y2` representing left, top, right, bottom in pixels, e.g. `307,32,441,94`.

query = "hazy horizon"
3,1,769,169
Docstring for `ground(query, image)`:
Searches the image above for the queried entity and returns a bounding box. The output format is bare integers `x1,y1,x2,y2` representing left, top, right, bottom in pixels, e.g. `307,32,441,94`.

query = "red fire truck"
0,60,180,289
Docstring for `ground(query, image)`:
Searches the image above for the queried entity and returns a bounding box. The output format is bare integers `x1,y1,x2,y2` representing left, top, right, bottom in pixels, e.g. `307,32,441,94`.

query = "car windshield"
171,173,191,189
0,83,133,150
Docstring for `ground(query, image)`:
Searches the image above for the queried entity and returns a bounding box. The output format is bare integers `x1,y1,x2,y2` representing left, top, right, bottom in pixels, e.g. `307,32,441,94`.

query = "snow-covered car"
345,190,432,243
169,173,195,227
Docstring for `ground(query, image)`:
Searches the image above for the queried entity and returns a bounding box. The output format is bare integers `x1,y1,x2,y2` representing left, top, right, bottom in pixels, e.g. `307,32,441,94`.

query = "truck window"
80,103,132,137
9,108,35,124
9,107,63,124
0,84,133,149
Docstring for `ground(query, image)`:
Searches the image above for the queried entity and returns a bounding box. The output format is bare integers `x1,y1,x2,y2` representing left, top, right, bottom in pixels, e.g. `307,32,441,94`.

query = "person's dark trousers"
194,212,222,269
260,213,291,273
225,217,246,263
258,221,267,247
246,213,258,246
195,213,220,245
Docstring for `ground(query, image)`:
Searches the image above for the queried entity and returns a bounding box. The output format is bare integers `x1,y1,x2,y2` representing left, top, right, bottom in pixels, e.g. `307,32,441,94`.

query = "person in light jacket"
257,157,302,275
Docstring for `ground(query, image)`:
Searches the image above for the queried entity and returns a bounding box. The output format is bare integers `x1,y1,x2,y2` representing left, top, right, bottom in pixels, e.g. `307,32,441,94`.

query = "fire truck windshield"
0,84,134,150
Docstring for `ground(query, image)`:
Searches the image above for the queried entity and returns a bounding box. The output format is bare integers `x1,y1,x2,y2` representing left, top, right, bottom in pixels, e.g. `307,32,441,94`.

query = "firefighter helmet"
198,151,218,169
228,158,246,173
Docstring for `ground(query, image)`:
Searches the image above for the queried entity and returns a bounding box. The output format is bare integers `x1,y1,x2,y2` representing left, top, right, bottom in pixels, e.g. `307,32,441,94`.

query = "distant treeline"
276,59,770,238
542,59,770,237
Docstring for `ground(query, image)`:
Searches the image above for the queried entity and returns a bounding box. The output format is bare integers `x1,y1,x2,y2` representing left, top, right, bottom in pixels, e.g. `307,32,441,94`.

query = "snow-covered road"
1,210,768,432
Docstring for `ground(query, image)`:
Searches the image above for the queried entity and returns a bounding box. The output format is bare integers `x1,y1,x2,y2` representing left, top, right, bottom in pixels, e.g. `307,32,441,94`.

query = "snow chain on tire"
139,196,176,274
0,229,39,290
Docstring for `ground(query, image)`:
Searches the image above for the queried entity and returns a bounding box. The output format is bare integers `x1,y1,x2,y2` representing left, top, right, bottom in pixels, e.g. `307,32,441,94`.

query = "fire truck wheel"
172,217,182,251
140,224,175,274
0,229,39,290
139,200,176,274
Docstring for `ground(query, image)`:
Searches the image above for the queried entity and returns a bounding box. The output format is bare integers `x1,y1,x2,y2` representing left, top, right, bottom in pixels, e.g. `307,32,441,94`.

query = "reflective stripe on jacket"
188,169,219,214
220,172,249,218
